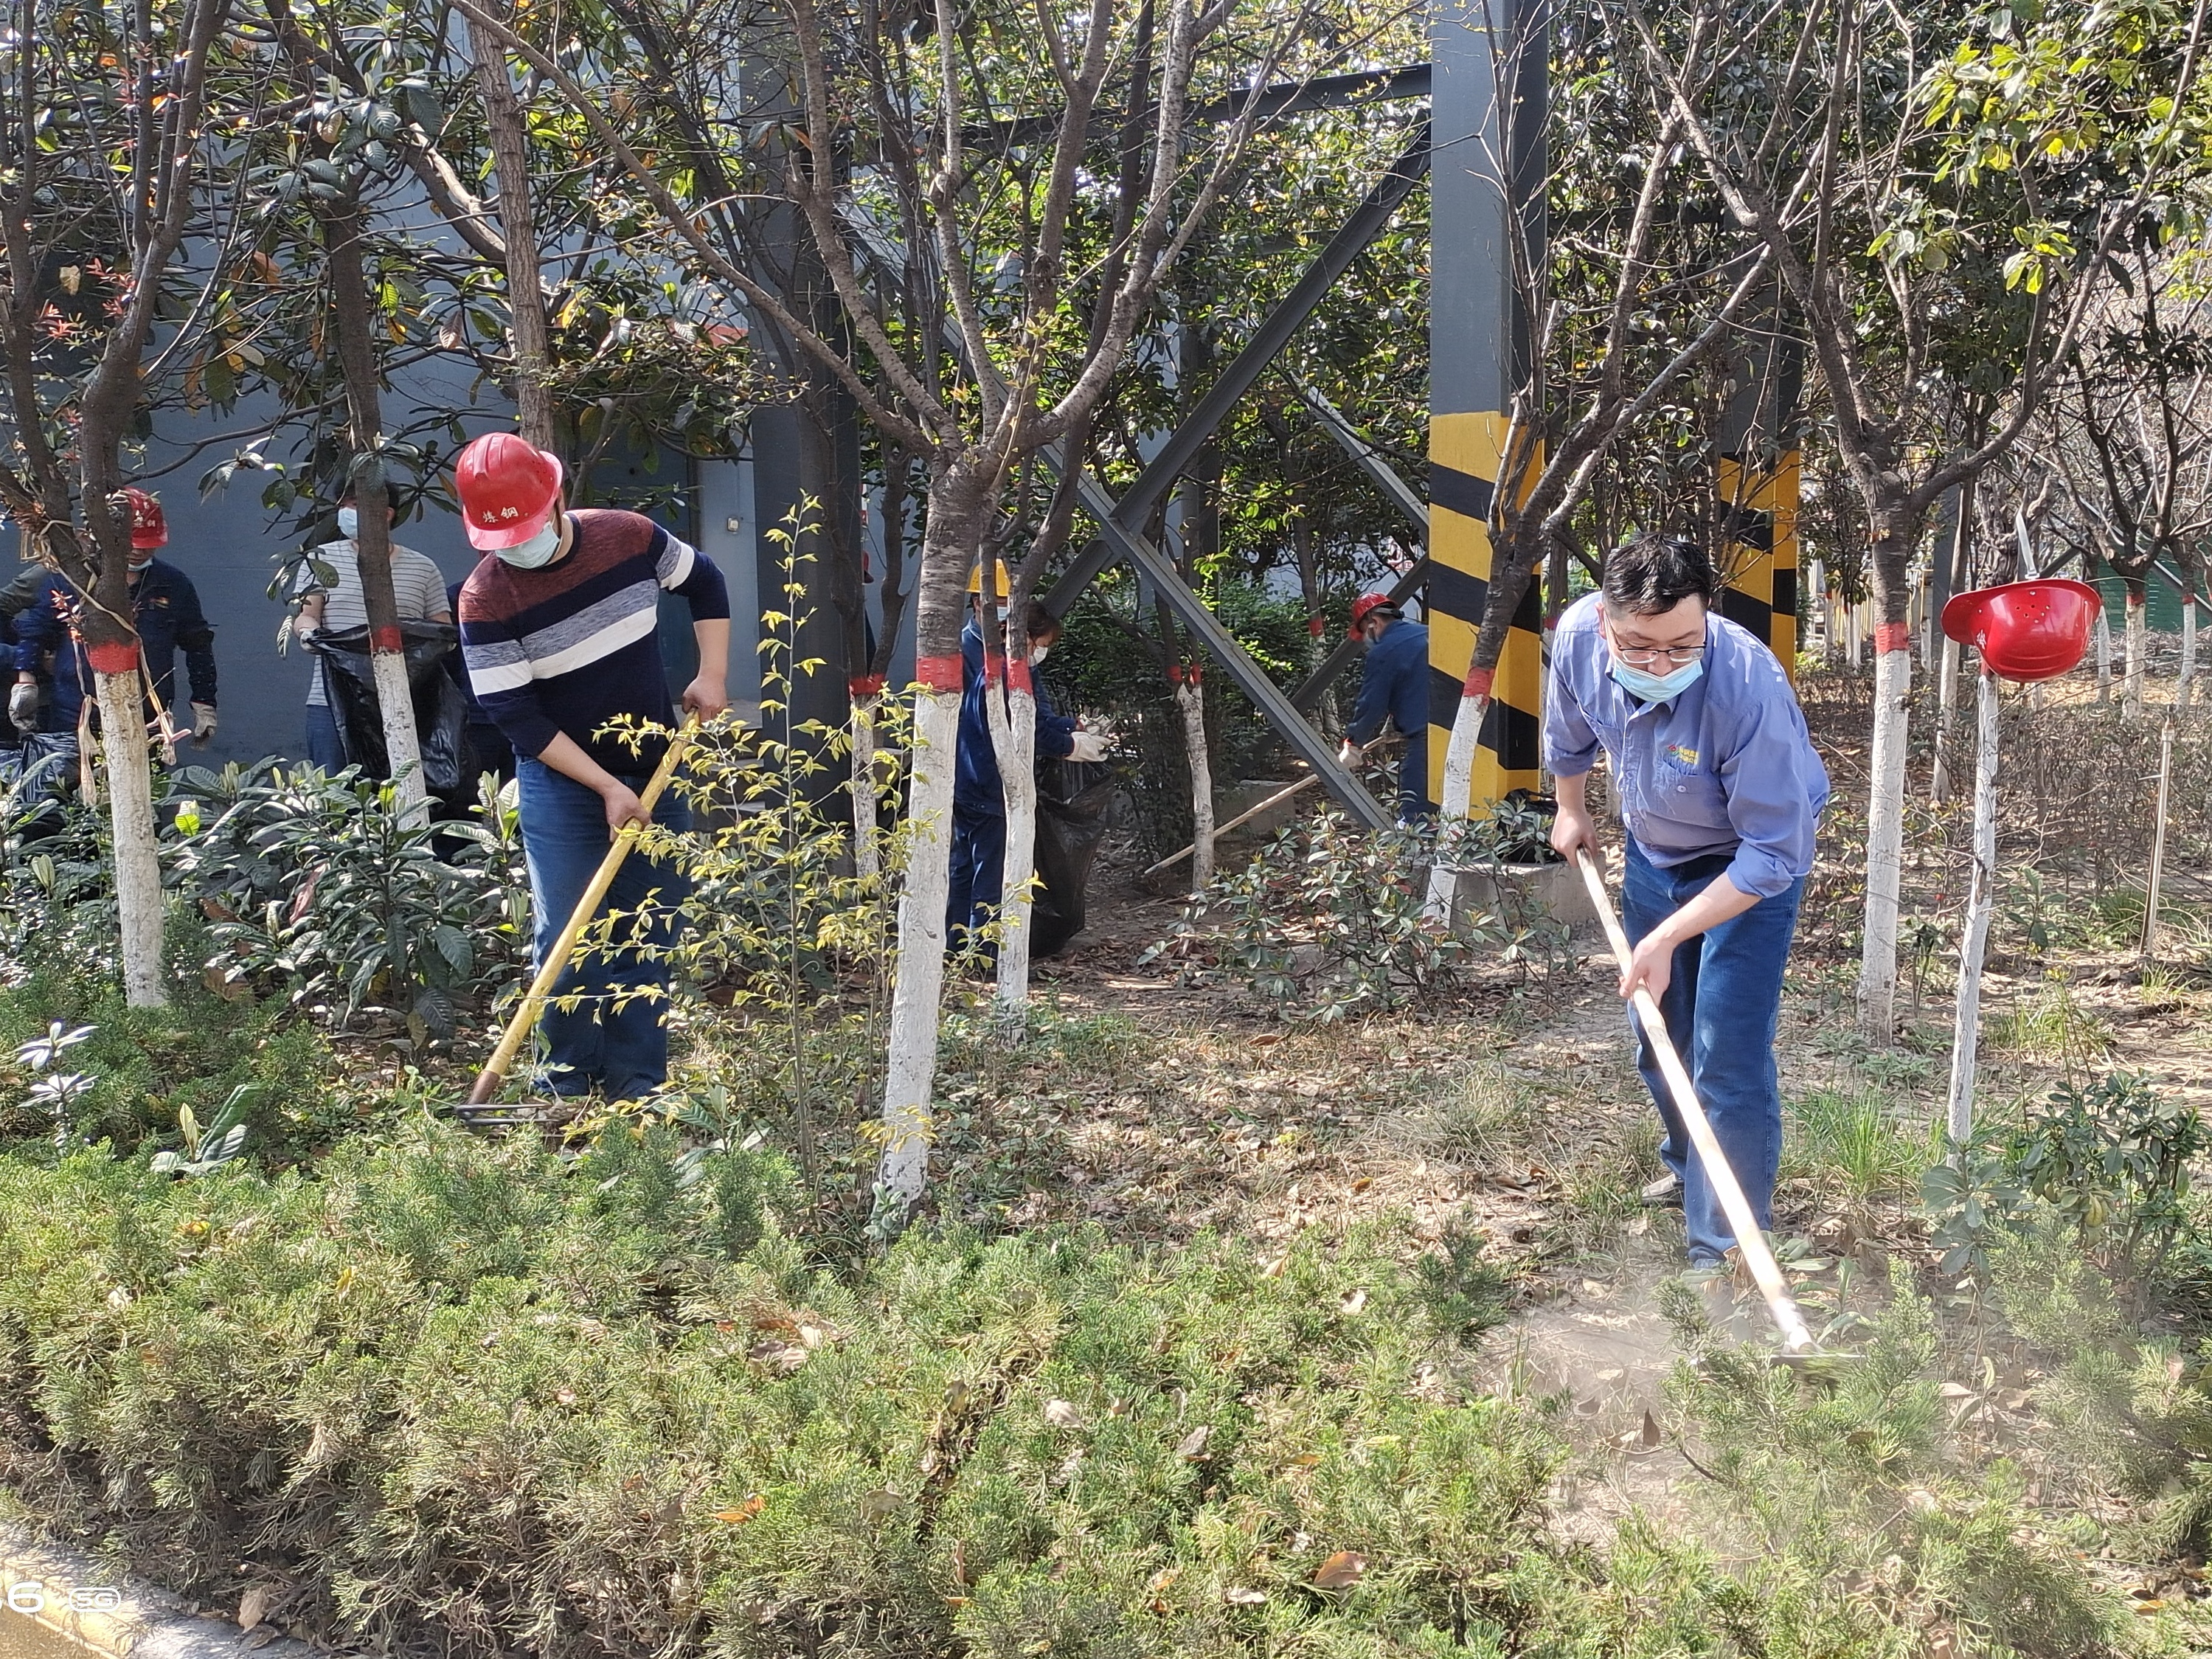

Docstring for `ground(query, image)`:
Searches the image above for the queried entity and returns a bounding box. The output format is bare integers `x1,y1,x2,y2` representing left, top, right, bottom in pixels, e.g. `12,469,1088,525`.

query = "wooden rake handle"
465,720,699,1107
1574,848,1814,1354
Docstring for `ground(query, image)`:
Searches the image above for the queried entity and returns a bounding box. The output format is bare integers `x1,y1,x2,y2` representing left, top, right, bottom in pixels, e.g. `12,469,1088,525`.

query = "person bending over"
1544,533,1827,1285
454,434,729,1102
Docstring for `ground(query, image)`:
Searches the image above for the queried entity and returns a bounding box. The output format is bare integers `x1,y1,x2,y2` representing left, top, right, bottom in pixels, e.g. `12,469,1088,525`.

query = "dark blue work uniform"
1348,615,1432,821
948,620,1076,954
11,564,216,733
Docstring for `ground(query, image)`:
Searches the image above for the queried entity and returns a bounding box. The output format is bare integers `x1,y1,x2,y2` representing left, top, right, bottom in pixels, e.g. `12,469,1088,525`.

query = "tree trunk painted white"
95,669,167,1008
1847,602,1862,668
2180,594,2197,713
1424,680,1491,921
2095,608,2112,705
2124,594,2146,721
1806,559,1826,661
1176,673,1215,894
1944,668,2000,1149
991,664,1040,1015
1932,630,1963,806
1856,643,1913,1037
370,647,428,823
877,680,960,1213
850,686,882,884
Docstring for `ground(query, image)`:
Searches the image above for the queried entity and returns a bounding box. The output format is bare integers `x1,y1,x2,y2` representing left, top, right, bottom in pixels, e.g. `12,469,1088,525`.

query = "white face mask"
496,518,564,569
336,505,360,538
1028,645,1050,666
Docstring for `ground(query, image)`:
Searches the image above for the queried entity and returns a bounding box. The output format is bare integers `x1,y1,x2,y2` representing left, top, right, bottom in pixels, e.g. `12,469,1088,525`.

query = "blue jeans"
304,704,345,771
1621,838,1805,1267
516,758,691,1101
947,805,1005,958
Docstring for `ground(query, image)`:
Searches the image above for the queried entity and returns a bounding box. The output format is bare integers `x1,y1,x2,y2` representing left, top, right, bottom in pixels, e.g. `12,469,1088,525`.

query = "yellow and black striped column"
1715,449,1802,678
1427,411,1542,809
1430,0,1547,817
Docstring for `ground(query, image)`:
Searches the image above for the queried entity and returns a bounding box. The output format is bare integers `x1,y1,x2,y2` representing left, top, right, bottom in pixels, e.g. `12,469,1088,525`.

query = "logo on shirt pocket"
1663,742,1700,769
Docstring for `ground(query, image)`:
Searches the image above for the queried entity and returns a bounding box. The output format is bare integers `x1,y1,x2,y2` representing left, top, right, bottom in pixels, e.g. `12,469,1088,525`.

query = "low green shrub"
1145,814,1500,1022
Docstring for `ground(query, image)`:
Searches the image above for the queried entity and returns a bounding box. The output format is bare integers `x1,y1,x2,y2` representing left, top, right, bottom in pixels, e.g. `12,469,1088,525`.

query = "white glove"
9,678,37,735
1067,730,1109,764
191,702,217,741
1337,739,1363,766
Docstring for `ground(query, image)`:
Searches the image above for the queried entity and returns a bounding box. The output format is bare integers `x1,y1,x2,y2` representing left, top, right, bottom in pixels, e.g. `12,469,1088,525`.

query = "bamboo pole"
1944,668,2000,1150
1574,850,1817,1355
2141,716,2176,965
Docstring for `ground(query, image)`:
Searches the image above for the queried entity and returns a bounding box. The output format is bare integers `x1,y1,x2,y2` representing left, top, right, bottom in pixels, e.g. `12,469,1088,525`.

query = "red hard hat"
1941,578,2101,683
123,487,166,550
455,432,564,550
1348,592,1398,638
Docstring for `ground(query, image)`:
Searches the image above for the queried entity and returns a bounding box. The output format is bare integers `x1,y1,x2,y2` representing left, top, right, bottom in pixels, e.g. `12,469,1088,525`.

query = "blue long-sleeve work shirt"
1542,593,1827,899
13,563,217,729
954,622,1077,817
1348,617,1430,747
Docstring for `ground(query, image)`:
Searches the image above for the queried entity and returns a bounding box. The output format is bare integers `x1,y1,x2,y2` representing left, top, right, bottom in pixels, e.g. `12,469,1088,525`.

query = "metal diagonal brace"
1053,460,1393,828
1044,125,1432,617
1287,374,1429,534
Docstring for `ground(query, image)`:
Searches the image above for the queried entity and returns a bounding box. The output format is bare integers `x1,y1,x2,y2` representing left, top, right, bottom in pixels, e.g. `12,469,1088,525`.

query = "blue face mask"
496,518,564,569
1610,656,1704,703
336,505,360,538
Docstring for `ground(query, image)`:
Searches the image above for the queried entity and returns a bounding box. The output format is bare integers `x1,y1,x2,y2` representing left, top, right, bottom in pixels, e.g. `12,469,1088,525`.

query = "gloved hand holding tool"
190,702,217,742
9,676,37,735
1067,729,1109,764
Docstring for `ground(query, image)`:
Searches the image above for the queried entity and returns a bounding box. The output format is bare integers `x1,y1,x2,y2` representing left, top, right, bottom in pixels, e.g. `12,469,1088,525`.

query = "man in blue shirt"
1340,594,1430,821
1545,533,1828,1276
11,490,217,743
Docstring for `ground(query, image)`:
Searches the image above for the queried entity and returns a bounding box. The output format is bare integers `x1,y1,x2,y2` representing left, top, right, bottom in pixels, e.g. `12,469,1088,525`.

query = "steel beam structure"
1051,459,1393,828
1044,125,1432,616
1287,375,1429,534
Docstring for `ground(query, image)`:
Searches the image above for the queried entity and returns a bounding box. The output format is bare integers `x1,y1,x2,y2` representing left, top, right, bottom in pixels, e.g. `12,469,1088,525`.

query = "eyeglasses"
1611,643,1707,667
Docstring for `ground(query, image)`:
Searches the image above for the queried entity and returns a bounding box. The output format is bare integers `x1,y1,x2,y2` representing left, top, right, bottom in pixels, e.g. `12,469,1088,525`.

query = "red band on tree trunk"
85,641,139,675
1006,659,1033,695
1166,663,1183,685
848,673,886,697
1307,614,1325,637
915,653,963,691
371,626,405,654
1873,623,1911,654
1461,664,1494,699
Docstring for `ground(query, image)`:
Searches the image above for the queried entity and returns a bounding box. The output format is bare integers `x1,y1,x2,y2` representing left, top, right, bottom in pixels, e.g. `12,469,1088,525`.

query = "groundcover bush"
0,1121,2140,1658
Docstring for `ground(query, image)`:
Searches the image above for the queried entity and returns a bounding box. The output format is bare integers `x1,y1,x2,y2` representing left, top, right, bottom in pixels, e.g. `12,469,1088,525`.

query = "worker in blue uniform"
10,489,217,743
1339,592,1430,822
947,564,1106,958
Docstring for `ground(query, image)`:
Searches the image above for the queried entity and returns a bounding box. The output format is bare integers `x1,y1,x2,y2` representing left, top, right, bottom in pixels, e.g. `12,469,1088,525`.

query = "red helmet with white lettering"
124,487,166,550
454,432,564,550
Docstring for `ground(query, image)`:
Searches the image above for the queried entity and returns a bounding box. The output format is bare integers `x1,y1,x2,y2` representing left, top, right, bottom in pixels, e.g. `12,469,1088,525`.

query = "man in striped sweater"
455,433,730,1101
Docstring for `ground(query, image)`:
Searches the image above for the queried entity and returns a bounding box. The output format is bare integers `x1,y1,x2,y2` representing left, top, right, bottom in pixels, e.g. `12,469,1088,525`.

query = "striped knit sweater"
458,509,729,775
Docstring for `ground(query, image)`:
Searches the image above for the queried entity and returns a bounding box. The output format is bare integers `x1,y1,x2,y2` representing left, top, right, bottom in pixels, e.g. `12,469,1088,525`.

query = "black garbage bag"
305,622,472,795
1030,772,1115,957
0,732,81,843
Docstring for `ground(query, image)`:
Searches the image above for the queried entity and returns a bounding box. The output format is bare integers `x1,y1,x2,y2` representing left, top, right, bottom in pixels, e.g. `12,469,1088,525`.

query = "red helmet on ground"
1940,578,2101,683
123,487,166,550
1348,593,1399,638
455,432,564,550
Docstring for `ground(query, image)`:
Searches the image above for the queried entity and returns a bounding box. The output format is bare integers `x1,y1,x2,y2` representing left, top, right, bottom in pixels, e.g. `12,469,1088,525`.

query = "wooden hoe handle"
1574,848,1815,1354
465,721,698,1107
